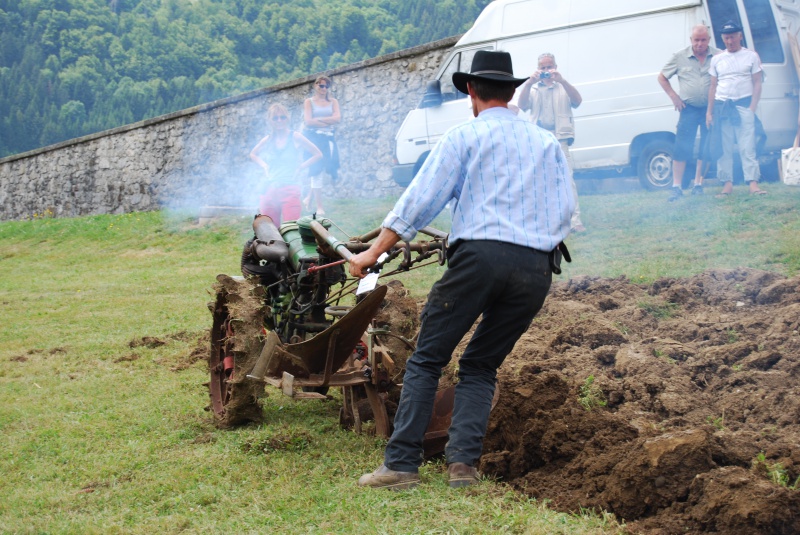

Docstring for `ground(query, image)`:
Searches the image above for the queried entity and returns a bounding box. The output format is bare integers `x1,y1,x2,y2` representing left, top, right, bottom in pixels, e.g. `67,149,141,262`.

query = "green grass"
560,183,800,281
3,184,800,533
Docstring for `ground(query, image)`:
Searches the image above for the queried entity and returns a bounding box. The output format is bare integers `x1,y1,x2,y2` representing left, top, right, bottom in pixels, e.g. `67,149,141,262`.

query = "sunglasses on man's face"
317,84,328,88
271,115,288,121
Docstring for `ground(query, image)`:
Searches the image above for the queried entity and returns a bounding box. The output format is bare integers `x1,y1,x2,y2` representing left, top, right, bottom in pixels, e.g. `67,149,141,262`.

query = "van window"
743,0,784,63
439,47,493,99
439,53,464,99
709,0,747,49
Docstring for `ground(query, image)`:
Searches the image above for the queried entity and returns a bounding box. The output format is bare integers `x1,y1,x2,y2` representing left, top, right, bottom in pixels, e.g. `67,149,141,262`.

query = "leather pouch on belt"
549,242,572,275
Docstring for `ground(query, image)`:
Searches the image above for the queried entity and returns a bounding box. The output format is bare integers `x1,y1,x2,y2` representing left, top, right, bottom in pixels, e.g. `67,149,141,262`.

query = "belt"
307,128,334,136
716,96,752,108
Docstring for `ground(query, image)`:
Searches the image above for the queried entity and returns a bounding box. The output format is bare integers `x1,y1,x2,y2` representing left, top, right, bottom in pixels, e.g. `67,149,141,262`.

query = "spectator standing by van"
303,75,341,216
706,21,767,197
518,53,584,232
249,103,322,224
658,24,720,201
351,51,574,490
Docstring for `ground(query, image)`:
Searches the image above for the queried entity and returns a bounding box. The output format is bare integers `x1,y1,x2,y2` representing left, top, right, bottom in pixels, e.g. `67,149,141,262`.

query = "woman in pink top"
250,103,322,224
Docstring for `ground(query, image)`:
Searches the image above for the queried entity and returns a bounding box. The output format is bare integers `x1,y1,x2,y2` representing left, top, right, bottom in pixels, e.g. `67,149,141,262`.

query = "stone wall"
0,37,459,221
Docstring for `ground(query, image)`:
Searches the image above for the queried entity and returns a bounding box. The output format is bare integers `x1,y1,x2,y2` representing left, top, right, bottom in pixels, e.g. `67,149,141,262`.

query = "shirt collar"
477,106,517,119
686,46,716,60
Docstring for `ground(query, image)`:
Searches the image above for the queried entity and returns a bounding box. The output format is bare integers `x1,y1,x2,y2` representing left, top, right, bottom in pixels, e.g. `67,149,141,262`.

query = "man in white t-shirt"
706,20,767,196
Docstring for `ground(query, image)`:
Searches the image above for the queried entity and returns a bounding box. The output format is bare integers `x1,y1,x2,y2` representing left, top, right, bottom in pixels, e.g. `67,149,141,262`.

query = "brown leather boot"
448,462,479,488
358,464,420,490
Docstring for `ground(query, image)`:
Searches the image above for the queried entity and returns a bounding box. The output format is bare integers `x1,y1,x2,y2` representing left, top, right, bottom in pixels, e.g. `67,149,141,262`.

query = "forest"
0,0,490,158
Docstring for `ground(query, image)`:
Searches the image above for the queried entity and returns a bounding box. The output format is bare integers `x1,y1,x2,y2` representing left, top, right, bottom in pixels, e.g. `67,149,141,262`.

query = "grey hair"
538,52,556,63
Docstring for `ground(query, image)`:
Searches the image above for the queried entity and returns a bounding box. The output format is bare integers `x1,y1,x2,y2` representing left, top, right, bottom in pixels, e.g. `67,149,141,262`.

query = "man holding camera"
518,53,584,232
658,24,720,201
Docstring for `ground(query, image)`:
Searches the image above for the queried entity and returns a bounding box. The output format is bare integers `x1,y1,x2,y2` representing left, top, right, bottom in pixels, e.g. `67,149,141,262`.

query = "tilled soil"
202,267,799,533
476,268,800,534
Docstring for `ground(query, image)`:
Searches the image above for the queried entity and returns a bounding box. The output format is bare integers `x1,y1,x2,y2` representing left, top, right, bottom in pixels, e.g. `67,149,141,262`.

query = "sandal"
715,192,731,199
750,189,767,196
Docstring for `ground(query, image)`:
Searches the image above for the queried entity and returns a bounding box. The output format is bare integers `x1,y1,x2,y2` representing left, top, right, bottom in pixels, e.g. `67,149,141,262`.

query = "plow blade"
244,282,497,456
248,285,388,382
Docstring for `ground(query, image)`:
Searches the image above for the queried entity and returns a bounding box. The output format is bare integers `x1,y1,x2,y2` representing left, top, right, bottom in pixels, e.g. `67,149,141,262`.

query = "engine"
240,214,346,344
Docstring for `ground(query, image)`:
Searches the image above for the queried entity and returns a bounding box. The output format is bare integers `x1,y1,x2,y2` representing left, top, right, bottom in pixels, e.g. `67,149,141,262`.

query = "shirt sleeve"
528,87,541,123
553,138,576,230
519,85,533,112
661,52,680,79
382,132,462,241
751,51,763,74
708,56,718,78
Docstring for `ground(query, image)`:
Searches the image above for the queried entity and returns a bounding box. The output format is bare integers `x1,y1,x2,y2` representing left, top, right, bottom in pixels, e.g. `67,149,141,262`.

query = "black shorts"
674,104,709,162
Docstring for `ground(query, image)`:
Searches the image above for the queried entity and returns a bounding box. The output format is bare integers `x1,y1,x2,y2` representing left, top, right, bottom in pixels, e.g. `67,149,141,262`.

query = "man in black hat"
350,50,575,490
706,20,767,196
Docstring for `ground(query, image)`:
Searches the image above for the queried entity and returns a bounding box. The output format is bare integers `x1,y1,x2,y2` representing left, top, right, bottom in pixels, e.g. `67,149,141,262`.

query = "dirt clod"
479,268,800,534
129,336,166,349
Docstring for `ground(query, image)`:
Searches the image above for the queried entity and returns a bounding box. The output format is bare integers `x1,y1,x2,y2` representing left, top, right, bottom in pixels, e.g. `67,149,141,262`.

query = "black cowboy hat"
452,50,528,94
720,20,743,34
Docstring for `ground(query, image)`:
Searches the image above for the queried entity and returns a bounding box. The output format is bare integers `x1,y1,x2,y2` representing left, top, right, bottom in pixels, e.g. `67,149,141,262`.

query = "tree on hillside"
0,0,490,158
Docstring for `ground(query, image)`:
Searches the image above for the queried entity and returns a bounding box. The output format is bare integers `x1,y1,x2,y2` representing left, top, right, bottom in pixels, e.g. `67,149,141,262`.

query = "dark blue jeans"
674,104,709,162
384,240,553,472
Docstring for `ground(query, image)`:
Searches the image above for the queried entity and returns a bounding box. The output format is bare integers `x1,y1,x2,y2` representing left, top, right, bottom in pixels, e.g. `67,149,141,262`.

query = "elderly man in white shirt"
706,20,767,196
350,50,574,490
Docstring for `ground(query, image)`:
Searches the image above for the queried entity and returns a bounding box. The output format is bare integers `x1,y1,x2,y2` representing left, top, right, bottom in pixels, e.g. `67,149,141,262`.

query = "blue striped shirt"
383,106,575,252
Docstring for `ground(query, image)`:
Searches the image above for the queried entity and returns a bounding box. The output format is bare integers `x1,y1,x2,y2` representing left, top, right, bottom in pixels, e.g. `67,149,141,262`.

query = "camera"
540,72,551,79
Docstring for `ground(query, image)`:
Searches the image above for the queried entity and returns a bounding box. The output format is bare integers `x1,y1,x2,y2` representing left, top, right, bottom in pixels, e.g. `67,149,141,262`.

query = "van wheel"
637,140,673,190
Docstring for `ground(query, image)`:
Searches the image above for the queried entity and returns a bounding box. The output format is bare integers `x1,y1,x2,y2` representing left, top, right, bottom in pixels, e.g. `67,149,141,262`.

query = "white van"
392,0,800,189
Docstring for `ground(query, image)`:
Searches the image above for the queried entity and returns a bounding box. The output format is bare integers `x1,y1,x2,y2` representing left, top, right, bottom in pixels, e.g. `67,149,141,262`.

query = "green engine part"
280,216,330,270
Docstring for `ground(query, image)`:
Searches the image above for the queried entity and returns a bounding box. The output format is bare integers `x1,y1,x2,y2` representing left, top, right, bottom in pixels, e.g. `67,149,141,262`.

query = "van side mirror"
419,80,443,108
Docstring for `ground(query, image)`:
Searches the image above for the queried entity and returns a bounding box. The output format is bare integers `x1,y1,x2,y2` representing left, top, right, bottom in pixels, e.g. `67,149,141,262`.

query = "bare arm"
249,135,272,172
706,76,717,128
304,98,341,128
750,72,762,112
303,98,326,128
315,98,341,126
517,79,535,111
657,72,685,111
293,132,323,170
553,72,582,107
348,227,401,278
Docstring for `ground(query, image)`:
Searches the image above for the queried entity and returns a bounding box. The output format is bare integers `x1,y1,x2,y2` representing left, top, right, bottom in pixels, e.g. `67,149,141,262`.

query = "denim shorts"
674,104,709,161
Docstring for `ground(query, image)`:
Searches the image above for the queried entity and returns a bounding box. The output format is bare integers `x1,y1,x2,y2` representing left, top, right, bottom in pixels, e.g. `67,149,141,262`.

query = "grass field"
2,183,799,534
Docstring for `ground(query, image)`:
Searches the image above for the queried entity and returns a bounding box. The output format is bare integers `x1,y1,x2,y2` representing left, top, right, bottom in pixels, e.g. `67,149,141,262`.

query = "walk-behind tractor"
206,214,467,455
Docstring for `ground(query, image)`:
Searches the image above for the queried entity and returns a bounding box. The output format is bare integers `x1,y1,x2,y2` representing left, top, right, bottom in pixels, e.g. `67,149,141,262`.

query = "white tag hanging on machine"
356,253,388,295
